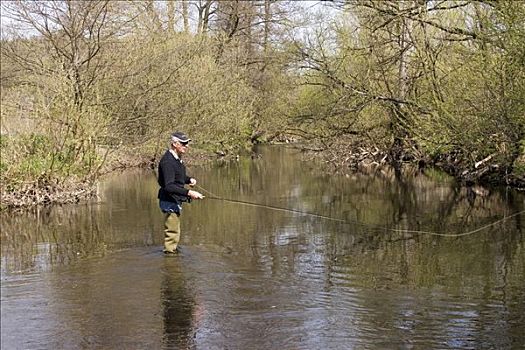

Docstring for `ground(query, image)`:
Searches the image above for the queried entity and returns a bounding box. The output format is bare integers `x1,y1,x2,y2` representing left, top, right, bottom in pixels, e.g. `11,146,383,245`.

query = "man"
158,131,204,255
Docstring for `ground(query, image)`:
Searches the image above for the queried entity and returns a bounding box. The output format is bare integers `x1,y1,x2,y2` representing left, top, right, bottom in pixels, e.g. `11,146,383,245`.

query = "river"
1,145,524,349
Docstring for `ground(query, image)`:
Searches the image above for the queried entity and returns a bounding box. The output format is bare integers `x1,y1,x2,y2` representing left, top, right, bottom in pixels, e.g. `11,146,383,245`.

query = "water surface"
1,145,524,349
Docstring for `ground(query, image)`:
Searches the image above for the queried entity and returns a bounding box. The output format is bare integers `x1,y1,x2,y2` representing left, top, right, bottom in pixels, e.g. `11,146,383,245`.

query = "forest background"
1,0,524,208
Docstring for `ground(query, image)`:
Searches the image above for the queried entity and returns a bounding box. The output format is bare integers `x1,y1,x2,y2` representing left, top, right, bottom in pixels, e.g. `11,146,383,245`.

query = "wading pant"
164,212,181,253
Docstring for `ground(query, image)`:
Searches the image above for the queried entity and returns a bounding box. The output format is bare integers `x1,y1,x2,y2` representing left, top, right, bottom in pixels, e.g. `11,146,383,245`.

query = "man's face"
174,141,189,155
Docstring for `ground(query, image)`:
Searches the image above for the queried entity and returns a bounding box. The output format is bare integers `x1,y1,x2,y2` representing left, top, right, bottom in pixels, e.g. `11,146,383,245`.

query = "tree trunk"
182,0,189,33
394,1,412,163
202,0,214,34
167,0,175,33
264,0,271,55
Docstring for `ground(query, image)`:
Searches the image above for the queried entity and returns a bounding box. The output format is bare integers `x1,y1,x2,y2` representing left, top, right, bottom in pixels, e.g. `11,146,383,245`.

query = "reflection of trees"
189,146,525,348
323,171,523,347
0,171,164,274
186,145,524,289
184,146,313,251
1,206,106,274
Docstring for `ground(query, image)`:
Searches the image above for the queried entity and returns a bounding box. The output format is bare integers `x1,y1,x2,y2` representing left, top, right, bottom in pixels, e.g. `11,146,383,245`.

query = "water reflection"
1,170,163,274
1,145,524,349
161,257,197,349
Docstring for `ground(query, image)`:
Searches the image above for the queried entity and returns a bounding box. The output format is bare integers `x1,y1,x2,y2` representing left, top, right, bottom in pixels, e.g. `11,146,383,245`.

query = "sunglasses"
179,141,189,146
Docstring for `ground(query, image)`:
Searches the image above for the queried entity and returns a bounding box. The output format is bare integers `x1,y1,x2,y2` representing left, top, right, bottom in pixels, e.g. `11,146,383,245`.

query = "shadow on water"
1,145,525,349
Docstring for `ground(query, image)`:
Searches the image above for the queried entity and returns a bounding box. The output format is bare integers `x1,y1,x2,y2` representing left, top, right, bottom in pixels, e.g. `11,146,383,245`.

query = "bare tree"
193,0,216,34
1,0,116,111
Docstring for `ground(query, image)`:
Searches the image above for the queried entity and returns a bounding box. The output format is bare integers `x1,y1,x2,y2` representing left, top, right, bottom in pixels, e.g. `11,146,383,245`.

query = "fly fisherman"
157,132,204,255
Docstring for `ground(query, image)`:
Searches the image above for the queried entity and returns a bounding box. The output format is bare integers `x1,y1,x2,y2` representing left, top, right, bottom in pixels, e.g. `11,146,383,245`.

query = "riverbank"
302,141,525,190
3,141,524,211
0,146,229,211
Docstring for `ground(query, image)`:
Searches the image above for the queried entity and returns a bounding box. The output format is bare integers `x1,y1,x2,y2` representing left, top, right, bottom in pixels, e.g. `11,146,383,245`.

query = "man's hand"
189,178,197,187
188,190,204,199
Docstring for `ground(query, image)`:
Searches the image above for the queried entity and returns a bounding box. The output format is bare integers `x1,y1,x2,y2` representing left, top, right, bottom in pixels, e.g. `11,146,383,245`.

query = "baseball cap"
171,131,191,144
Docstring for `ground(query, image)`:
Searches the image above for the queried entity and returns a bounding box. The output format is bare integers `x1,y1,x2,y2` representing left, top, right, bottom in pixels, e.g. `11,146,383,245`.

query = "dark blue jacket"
157,150,191,204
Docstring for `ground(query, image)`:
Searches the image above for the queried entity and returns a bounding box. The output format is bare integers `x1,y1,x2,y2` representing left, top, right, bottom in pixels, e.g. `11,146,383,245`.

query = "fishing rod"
195,185,525,238
198,185,524,237
199,188,347,223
